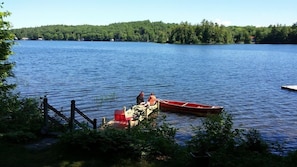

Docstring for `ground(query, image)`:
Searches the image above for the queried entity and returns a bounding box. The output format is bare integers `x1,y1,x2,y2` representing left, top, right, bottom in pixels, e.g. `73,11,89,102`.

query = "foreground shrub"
284,150,297,166
0,93,43,143
1,131,37,143
186,112,273,166
59,127,140,158
240,128,269,153
129,114,178,160
187,112,238,154
58,114,179,161
187,112,269,153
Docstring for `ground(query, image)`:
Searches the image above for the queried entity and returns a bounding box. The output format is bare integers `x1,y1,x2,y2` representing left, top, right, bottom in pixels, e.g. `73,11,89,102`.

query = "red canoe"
159,99,223,117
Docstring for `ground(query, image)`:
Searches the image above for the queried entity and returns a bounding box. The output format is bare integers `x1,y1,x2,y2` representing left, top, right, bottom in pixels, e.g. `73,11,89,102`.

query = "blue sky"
2,0,296,28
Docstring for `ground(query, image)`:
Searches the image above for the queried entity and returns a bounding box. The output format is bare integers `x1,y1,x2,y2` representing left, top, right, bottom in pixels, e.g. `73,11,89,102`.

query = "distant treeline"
12,20,297,44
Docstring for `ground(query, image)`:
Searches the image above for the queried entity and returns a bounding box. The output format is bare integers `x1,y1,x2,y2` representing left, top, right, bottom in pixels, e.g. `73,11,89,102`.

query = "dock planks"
281,85,297,91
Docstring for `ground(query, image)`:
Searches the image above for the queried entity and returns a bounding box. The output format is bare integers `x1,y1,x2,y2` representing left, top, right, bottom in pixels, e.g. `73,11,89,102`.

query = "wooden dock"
281,85,297,91
101,102,159,129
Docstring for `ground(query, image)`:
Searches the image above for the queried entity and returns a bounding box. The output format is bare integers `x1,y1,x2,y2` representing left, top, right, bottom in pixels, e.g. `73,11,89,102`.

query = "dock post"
128,120,131,131
93,118,97,129
43,97,49,132
101,117,106,126
145,108,148,119
70,100,75,131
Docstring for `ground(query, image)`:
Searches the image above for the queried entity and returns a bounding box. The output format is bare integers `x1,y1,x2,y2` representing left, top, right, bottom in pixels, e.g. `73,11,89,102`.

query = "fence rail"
43,97,97,131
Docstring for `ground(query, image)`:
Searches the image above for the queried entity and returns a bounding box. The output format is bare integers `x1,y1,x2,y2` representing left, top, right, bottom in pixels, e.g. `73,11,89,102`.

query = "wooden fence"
42,97,97,131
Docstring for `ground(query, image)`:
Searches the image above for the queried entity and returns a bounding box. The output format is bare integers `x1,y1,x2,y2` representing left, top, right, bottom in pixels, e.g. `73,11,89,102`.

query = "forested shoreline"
12,20,297,44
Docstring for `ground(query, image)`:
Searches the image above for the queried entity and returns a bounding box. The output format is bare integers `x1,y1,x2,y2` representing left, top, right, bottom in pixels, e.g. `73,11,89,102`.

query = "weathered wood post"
70,100,75,131
145,108,148,119
128,120,131,131
43,97,49,130
101,117,106,126
93,118,97,129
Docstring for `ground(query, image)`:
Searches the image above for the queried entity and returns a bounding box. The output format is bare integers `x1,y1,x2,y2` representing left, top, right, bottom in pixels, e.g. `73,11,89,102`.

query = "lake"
11,41,297,152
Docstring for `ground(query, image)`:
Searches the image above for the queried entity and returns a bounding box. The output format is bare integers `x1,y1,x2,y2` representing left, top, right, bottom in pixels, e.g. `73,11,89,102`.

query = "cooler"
114,109,126,121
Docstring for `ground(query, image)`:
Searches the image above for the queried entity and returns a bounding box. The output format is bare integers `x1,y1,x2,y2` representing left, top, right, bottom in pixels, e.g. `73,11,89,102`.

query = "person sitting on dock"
147,93,157,106
136,91,145,105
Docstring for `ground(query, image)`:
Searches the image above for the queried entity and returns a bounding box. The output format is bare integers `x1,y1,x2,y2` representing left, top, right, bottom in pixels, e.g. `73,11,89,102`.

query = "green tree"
288,23,297,43
255,27,269,43
263,24,291,44
200,19,216,43
11,19,297,44
0,4,43,144
169,22,196,44
0,3,15,94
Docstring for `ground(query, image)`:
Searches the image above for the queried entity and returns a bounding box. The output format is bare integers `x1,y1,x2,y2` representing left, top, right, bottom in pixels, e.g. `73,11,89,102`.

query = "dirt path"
25,138,58,151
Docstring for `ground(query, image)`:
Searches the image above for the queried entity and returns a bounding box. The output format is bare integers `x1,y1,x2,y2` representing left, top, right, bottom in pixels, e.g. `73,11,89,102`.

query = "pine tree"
0,3,15,95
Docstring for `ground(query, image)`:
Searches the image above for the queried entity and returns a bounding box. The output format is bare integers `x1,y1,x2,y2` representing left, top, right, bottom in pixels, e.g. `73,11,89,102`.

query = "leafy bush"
186,112,274,166
1,131,37,143
0,93,43,142
58,114,179,161
284,150,297,166
240,129,269,153
59,127,139,157
187,112,239,154
129,114,178,160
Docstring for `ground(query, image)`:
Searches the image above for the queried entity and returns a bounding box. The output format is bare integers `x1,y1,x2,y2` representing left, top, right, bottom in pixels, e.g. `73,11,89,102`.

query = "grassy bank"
0,141,183,167
1,113,297,167
1,140,297,167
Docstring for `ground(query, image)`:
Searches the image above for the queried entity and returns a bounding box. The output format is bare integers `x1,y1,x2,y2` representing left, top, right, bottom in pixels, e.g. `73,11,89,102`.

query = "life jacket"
148,95,157,105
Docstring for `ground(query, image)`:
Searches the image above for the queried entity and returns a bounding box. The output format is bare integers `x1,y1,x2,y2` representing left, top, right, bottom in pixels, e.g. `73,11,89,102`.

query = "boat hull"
159,100,223,117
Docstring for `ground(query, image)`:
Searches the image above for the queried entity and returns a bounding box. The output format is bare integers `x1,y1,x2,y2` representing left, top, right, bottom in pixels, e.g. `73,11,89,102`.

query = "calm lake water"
11,41,297,152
